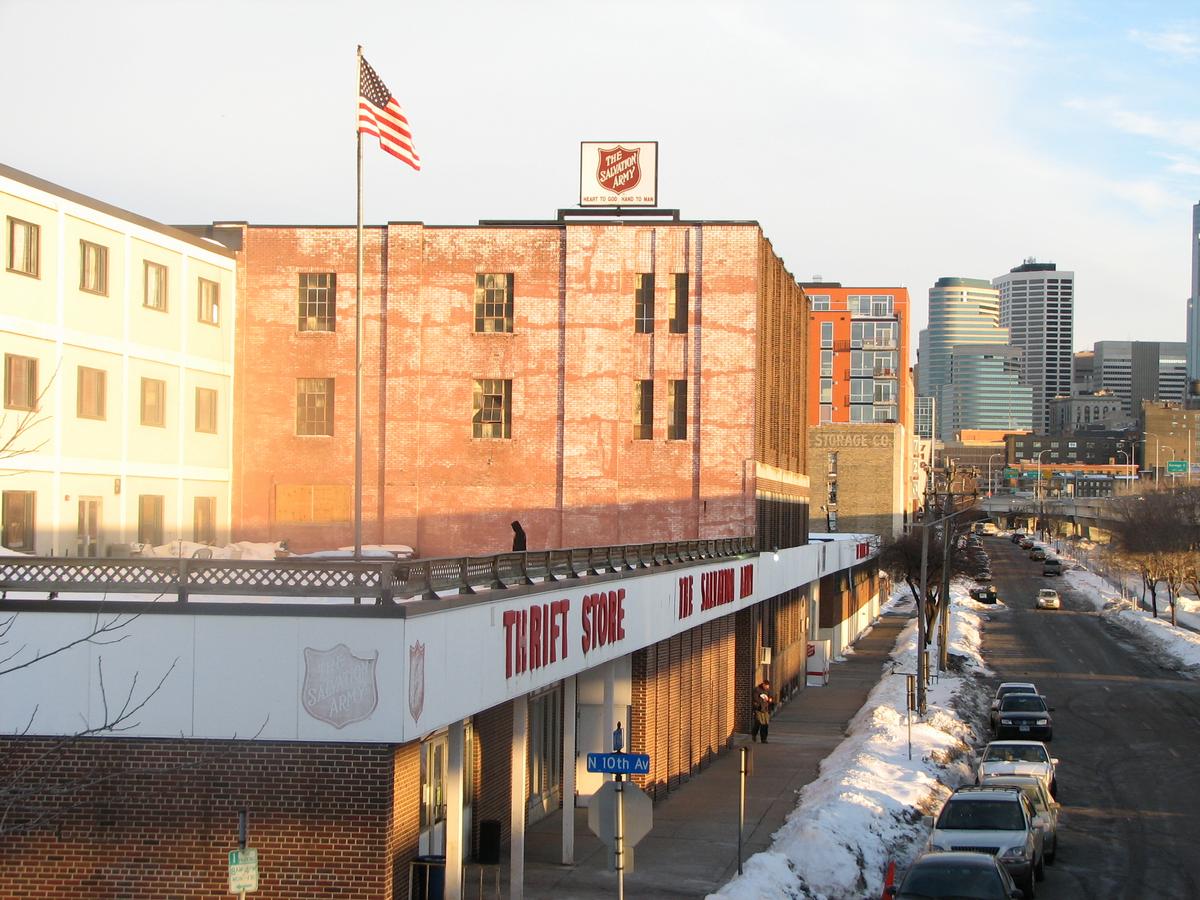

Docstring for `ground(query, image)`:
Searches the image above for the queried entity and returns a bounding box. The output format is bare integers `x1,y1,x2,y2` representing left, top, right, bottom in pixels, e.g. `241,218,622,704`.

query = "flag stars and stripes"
358,55,420,170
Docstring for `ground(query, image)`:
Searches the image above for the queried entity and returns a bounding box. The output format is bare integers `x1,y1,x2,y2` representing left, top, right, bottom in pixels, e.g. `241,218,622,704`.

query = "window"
849,405,872,423
474,273,513,333
874,380,896,403
669,274,688,333
820,321,834,349
668,379,687,440
819,403,832,424
633,379,653,440
195,387,218,434
820,350,833,377
850,350,872,377
138,495,164,547
1,491,35,552
76,366,106,420
298,273,336,331
473,378,512,439
874,405,898,422
819,378,833,403
7,217,39,277
296,378,334,435
80,240,108,295
4,354,37,410
634,274,654,333
850,380,872,403
827,452,838,476
140,377,166,427
144,261,168,311
198,277,220,325
848,295,871,316
809,294,831,311
194,496,216,545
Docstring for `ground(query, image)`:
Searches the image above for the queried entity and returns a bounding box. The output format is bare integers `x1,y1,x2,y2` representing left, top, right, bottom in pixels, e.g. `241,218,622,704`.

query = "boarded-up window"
274,484,352,524
669,273,688,333
633,379,653,440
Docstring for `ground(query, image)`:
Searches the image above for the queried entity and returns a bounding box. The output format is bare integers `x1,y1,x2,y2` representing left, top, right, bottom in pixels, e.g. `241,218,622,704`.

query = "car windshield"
1001,696,1047,712
937,799,1026,831
1038,590,1057,598
997,685,1035,698
984,744,1048,763
899,862,1005,899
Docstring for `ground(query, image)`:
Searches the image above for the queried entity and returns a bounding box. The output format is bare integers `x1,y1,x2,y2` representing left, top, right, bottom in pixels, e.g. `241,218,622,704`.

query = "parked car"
976,740,1059,797
1036,589,1061,610
887,851,1025,899
971,585,999,604
1029,547,1047,561
989,683,1039,730
925,786,1044,896
994,694,1054,742
1019,537,1036,550
976,570,993,583
980,774,1060,864
1042,558,1063,577
1011,530,1028,544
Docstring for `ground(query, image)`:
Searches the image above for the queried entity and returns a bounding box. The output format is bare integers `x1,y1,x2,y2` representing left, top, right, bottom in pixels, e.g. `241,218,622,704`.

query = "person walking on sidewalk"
751,679,776,743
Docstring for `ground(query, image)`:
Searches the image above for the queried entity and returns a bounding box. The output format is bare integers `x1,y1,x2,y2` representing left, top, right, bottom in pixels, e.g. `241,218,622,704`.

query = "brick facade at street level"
0,737,406,899
221,221,809,557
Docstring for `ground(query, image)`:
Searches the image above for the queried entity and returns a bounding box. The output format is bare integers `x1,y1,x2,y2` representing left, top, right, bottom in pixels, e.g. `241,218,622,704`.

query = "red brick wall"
471,700,513,858
230,221,778,557
388,742,421,900
629,612,736,801
819,562,879,628
0,737,400,899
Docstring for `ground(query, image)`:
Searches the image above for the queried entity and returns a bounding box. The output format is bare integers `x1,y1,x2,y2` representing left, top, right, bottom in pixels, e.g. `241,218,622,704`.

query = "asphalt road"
979,534,1200,899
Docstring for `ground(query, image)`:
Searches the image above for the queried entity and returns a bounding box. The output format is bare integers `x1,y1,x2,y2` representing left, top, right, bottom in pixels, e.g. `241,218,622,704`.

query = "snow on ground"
710,581,996,900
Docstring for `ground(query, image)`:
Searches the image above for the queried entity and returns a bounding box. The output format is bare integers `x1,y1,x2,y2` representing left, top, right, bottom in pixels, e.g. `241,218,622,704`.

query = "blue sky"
3,0,1198,352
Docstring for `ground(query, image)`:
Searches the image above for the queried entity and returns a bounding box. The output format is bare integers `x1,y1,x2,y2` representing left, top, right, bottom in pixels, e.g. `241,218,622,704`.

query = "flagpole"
354,45,364,564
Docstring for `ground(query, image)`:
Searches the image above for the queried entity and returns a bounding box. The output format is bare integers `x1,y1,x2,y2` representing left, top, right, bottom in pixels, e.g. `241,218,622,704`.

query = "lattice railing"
0,537,755,606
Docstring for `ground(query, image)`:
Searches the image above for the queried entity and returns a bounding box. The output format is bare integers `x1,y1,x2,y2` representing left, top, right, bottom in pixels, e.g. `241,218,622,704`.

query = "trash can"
411,854,445,900
477,820,502,865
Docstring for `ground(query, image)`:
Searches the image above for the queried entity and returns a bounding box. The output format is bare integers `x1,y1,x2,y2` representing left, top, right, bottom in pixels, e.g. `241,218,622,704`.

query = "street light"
987,453,1003,498
1035,449,1052,501
1116,450,1130,495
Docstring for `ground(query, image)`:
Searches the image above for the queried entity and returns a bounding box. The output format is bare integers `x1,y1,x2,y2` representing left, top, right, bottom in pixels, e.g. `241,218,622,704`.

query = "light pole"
1035,449,1052,501
1116,450,1130,495
1035,449,1051,539
1163,446,1177,484
987,453,1003,498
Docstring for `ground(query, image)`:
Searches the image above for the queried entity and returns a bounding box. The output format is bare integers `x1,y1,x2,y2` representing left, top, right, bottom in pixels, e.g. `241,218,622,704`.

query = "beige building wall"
0,165,236,555
808,424,906,538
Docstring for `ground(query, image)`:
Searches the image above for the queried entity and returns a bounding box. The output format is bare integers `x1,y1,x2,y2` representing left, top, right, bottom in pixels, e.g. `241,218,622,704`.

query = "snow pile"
710,583,993,900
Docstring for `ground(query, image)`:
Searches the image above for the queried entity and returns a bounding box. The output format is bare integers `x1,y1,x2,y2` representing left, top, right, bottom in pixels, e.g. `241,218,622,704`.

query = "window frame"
195,386,218,434
76,366,107,420
473,273,514,334
472,378,512,439
194,496,217,545
6,217,39,278
668,273,688,334
138,494,164,547
668,379,687,440
295,377,335,436
143,260,168,311
3,353,38,411
197,277,220,326
1,490,36,552
298,272,337,332
79,240,108,296
634,273,655,334
633,379,653,440
140,377,166,427
820,321,834,349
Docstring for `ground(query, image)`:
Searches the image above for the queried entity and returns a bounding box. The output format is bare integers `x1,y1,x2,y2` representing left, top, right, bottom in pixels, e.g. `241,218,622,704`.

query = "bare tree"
0,371,55,470
879,523,987,645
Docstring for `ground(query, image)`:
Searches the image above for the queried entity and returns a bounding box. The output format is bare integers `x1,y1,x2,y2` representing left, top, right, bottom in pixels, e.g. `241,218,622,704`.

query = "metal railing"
0,537,755,606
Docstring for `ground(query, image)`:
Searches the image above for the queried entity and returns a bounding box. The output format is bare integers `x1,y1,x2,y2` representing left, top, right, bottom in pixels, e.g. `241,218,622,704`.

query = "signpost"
228,848,258,895
586,751,653,898
1168,460,1187,474
586,752,650,776
1003,467,1018,478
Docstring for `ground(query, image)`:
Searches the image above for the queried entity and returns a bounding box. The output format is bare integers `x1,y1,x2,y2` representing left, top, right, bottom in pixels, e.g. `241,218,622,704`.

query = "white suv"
926,785,1044,896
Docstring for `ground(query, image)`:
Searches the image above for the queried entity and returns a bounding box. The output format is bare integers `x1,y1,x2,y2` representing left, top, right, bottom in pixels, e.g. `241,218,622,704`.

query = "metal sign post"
615,774,625,900
737,746,751,875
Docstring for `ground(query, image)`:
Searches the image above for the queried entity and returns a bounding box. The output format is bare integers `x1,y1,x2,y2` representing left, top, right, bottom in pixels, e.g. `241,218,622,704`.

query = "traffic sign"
587,781,654,872
1003,468,1018,478
228,848,259,894
586,752,650,775
1168,460,1187,474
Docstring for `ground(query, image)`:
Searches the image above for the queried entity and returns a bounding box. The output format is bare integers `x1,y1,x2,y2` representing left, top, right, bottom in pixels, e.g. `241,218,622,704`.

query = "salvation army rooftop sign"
580,141,658,207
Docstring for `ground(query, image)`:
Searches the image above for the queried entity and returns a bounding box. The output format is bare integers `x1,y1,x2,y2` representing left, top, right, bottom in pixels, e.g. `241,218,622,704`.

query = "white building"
1,165,236,555
994,259,1074,434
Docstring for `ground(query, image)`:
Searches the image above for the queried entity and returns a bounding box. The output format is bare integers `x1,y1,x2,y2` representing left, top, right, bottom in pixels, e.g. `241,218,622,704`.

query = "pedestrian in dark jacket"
511,520,527,551
751,679,775,743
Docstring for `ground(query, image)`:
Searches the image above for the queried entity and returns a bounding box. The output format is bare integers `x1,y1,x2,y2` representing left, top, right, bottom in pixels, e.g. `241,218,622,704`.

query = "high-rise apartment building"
914,395,935,440
1092,340,1186,413
993,259,1074,434
1072,350,1095,394
918,277,1007,436
1186,202,1200,398
938,344,1033,440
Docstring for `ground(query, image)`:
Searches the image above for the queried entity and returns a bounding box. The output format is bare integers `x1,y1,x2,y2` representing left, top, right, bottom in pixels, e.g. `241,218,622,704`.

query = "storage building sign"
580,141,658,207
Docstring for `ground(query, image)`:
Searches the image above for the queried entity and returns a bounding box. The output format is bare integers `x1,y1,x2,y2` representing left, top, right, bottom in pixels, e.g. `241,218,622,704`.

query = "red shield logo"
301,644,379,729
408,641,426,724
596,146,642,195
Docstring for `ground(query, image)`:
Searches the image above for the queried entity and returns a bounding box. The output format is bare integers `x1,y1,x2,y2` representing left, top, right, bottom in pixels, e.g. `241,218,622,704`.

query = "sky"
4,0,1199,353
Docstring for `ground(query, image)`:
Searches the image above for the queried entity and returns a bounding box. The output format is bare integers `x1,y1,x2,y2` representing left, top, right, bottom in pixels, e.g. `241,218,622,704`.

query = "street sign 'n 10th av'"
586,752,650,775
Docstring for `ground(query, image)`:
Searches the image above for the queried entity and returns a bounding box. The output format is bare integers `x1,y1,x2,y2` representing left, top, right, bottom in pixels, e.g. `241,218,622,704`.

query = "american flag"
358,56,420,170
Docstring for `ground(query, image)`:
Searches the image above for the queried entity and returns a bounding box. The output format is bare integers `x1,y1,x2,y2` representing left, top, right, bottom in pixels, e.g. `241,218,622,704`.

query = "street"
982,535,1200,898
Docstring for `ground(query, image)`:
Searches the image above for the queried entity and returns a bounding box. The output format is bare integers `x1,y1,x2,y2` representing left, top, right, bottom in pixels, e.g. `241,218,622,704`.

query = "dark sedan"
887,851,1024,899
995,694,1053,741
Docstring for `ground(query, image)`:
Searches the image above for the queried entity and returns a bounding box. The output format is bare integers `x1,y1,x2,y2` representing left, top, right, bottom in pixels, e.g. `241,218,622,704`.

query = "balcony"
861,338,898,350
873,366,898,378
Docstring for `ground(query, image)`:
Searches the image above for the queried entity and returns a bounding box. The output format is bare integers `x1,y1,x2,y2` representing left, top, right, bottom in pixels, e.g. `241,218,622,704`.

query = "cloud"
1064,96,1200,147
1129,26,1200,59
1161,153,1200,177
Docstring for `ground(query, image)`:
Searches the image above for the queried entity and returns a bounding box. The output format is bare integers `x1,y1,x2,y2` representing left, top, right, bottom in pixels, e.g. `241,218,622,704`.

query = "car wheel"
1050,779,1058,799
1035,853,1045,882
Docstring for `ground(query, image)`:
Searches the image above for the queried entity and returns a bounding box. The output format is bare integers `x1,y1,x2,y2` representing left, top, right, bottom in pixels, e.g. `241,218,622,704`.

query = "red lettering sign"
739,563,754,598
596,146,642,194
581,588,627,654
700,567,737,611
678,575,694,620
505,599,570,678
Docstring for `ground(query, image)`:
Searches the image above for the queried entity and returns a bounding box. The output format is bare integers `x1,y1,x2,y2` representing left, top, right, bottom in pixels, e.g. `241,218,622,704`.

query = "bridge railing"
0,537,756,606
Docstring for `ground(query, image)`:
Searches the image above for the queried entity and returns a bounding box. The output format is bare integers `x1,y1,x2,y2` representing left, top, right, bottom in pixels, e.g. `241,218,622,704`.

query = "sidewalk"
511,611,910,899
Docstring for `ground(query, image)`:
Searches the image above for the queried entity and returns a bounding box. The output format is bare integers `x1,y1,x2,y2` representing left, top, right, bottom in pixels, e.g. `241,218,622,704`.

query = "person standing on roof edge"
511,520,527,551
751,679,775,743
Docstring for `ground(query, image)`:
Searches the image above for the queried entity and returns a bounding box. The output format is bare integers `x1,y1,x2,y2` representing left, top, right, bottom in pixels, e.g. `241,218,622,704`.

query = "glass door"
419,732,448,856
77,497,101,557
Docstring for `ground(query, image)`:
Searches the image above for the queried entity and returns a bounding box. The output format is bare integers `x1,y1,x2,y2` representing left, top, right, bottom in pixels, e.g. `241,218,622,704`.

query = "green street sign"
1167,460,1187,474
228,848,258,893
1003,468,1018,478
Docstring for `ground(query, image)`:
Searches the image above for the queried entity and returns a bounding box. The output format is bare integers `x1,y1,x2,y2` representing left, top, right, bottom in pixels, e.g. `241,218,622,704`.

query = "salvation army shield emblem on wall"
408,641,426,724
596,145,642,195
301,644,379,729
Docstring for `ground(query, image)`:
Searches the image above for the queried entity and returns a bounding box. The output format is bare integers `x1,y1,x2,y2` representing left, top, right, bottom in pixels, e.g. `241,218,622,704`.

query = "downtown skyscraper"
993,259,1074,434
